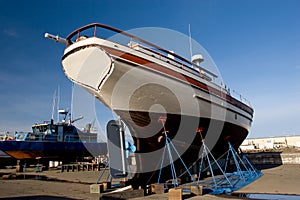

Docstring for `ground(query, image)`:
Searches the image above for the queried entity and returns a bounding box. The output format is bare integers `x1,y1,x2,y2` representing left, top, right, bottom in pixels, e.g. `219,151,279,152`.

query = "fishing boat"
47,23,254,187
0,110,107,165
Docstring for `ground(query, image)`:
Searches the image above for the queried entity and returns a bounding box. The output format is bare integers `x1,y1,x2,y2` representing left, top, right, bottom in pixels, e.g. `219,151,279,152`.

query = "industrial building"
240,135,300,151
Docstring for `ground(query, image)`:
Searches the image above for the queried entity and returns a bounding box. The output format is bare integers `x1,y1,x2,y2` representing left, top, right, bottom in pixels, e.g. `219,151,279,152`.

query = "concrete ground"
0,164,299,199
235,164,300,195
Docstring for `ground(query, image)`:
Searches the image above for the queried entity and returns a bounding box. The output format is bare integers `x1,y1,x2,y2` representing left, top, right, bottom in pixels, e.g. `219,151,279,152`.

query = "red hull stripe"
62,44,253,116
101,46,253,116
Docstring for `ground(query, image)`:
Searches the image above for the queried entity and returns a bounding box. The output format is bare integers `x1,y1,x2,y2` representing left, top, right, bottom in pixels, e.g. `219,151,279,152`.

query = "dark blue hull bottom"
116,110,249,187
0,141,107,161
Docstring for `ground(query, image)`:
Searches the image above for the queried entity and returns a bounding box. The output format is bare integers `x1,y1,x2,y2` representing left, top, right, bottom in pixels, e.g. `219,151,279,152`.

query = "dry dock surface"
235,164,300,195
0,165,299,199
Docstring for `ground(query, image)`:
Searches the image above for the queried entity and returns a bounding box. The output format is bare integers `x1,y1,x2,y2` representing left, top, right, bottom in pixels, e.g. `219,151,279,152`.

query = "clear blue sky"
0,0,299,138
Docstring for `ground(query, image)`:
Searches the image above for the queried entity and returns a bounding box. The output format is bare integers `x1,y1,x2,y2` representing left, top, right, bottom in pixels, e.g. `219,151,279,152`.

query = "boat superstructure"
56,23,253,186
0,110,107,163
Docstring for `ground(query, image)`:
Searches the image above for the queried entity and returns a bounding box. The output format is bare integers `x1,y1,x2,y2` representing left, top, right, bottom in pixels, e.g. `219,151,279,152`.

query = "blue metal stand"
157,117,195,187
96,158,133,186
197,140,233,189
157,133,195,187
156,121,262,195
197,141,263,194
96,161,111,184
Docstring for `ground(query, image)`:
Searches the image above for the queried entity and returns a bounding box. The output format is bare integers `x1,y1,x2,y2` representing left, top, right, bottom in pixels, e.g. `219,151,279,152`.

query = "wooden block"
190,185,202,196
100,189,144,199
101,182,110,191
168,188,182,200
181,186,191,195
151,183,165,194
90,184,103,194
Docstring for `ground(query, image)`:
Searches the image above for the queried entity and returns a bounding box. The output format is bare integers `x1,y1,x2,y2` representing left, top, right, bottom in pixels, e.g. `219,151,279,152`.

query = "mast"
56,85,60,123
70,83,75,121
51,89,57,120
188,24,193,62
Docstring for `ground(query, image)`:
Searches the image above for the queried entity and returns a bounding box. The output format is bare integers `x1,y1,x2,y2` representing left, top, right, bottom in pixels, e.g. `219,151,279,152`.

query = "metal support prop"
157,117,195,187
197,140,233,188
196,140,262,194
96,161,110,184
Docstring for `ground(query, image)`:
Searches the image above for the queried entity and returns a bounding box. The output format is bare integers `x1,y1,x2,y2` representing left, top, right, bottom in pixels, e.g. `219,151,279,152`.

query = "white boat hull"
62,36,253,185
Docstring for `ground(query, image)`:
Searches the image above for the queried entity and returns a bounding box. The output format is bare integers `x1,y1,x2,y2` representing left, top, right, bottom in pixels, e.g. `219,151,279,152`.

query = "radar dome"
191,54,204,66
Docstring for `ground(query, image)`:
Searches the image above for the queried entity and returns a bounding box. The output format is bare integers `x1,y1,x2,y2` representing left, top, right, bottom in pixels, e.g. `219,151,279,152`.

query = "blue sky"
0,0,299,138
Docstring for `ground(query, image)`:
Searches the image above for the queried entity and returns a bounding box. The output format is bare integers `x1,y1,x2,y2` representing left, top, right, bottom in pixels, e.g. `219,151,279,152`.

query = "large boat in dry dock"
49,23,254,187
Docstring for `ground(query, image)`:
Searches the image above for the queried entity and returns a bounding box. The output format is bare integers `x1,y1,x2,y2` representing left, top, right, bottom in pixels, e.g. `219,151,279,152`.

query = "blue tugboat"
0,110,107,166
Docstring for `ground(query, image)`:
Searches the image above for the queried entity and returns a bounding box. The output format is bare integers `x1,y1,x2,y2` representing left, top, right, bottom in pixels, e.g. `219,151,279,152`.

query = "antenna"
70,83,75,119
188,24,193,62
56,85,60,122
51,89,57,120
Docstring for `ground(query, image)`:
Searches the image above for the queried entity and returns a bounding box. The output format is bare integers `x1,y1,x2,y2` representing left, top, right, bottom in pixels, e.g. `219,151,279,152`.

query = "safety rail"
220,86,252,108
130,42,208,79
231,90,251,107
66,23,217,78
19,133,97,143
65,23,253,112
64,134,97,142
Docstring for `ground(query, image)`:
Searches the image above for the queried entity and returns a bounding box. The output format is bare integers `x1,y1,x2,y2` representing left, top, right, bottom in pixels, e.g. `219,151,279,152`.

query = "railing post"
77,31,80,40
94,25,97,37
